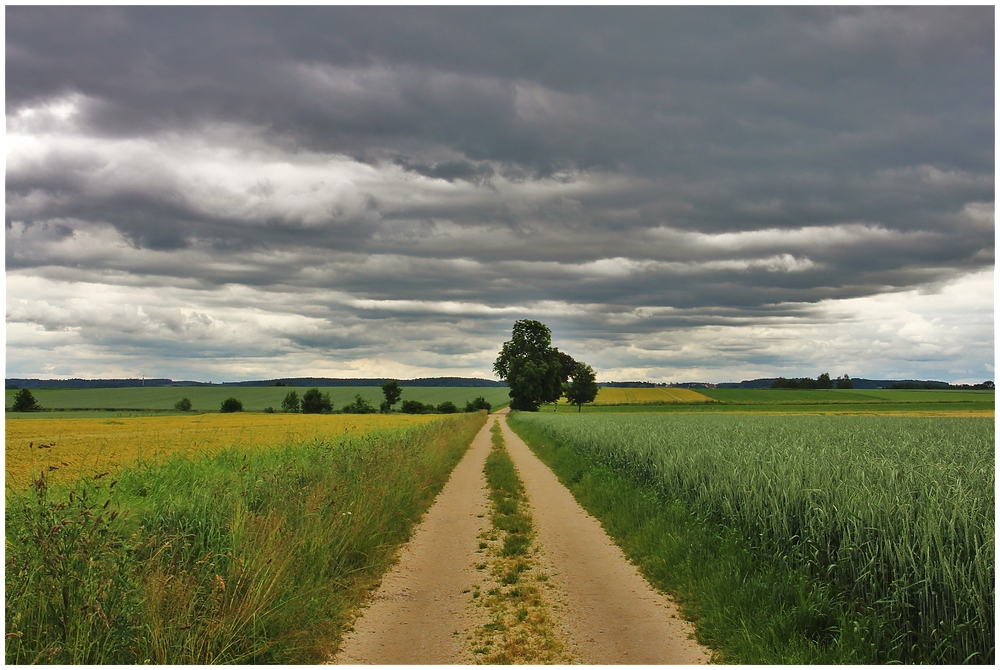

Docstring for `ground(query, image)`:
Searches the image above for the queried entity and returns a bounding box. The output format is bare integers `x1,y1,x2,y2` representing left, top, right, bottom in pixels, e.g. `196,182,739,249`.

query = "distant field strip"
5,413,440,491
699,388,994,405
5,386,512,414
571,388,993,416
574,387,715,405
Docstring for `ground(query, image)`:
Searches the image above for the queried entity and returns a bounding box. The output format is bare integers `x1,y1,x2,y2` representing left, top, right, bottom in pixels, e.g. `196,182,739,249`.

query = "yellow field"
5,413,442,491
560,387,715,405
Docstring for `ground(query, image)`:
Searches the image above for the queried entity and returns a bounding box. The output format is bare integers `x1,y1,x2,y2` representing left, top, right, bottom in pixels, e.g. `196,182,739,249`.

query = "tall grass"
509,413,994,664
5,413,485,664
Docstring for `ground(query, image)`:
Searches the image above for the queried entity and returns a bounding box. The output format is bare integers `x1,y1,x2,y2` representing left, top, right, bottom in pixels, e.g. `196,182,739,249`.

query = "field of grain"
509,412,994,664
5,413,440,491
560,387,714,405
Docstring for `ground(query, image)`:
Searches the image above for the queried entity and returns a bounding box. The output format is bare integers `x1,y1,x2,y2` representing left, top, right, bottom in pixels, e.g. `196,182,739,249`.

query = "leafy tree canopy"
381,380,401,413
464,396,491,413
565,362,599,411
12,388,40,412
220,397,243,413
281,390,300,412
494,320,575,411
301,388,332,414
341,393,375,414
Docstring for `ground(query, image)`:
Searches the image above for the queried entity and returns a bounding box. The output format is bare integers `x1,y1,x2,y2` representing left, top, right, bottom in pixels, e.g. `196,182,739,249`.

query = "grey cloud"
5,7,993,382
394,156,495,185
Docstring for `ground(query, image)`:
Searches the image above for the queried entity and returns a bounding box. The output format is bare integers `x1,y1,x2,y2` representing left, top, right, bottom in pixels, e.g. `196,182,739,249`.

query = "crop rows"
509,413,994,663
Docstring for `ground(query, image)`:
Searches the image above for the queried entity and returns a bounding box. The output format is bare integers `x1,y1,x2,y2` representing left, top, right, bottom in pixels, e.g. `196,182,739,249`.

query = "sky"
4,6,995,384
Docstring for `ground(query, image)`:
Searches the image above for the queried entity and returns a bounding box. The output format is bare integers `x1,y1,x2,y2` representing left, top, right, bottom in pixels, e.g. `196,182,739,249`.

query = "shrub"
301,388,332,414
11,388,40,412
220,397,243,413
464,396,492,413
263,406,276,413
401,399,432,414
436,400,457,414
281,390,300,412
341,394,376,414
174,397,192,412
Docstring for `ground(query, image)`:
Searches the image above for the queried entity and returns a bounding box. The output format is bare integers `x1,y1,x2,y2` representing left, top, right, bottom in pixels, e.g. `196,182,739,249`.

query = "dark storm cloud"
5,6,994,381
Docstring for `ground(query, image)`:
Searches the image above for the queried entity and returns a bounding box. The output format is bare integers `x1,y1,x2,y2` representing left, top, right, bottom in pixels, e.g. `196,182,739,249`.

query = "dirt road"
497,411,710,664
334,416,493,664
334,411,710,664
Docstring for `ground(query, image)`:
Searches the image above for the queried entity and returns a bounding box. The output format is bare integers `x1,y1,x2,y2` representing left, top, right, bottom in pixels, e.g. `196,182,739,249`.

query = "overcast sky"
5,6,994,383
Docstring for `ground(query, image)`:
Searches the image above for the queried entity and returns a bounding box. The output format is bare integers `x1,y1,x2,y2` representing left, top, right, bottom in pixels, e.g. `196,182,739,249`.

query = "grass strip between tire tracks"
467,419,570,664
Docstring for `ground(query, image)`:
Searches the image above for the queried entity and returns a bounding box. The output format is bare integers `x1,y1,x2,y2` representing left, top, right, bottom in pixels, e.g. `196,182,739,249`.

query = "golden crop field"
562,387,716,405
5,412,442,491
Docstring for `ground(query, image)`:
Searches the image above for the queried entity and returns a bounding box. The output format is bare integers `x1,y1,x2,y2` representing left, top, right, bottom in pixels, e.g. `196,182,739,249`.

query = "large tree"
565,362,599,412
494,320,569,411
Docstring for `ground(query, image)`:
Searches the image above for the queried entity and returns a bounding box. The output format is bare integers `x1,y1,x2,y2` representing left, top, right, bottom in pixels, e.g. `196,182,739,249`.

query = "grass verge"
467,420,570,664
5,412,486,664
507,414,995,664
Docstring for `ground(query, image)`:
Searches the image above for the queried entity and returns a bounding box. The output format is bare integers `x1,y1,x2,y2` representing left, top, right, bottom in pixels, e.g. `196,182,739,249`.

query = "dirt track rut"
334,416,493,663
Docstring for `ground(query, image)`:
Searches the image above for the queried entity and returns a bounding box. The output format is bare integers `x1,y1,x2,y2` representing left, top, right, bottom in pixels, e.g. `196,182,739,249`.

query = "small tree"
565,362,599,412
381,380,401,413
220,397,243,413
301,388,332,414
816,372,833,389
836,375,854,389
12,389,40,412
174,397,192,412
281,390,300,412
436,400,457,414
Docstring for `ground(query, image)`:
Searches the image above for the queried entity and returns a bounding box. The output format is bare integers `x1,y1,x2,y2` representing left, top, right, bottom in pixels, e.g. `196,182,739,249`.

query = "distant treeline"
771,373,851,389
6,376,508,390
718,377,994,390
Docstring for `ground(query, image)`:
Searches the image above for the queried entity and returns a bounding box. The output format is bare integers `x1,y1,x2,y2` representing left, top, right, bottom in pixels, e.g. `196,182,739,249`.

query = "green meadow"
5,386,511,417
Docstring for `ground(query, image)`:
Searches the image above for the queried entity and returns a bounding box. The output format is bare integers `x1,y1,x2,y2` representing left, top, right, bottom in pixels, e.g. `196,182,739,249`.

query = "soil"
332,410,711,664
